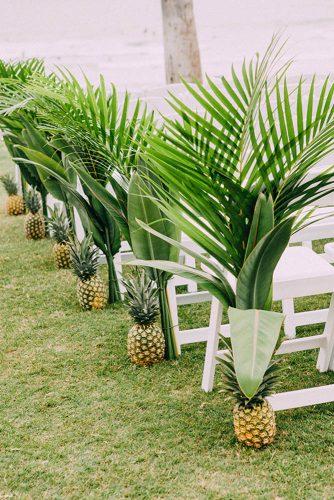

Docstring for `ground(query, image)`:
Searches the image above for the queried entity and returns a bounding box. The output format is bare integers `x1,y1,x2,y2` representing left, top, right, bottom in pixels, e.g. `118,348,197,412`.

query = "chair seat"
273,247,334,300
201,246,334,301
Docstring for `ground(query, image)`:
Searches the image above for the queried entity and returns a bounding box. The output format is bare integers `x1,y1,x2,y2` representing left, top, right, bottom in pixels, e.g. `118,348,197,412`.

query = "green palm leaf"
228,307,284,399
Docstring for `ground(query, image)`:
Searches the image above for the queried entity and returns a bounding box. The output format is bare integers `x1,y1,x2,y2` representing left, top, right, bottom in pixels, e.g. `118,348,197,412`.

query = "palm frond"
143,37,334,280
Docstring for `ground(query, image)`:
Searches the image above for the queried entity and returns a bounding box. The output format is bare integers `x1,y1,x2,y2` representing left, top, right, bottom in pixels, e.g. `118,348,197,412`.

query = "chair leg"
73,207,85,241
282,298,296,339
114,253,125,300
15,165,22,194
329,348,334,371
317,293,334,372
184,255,198,292
201,298,223,392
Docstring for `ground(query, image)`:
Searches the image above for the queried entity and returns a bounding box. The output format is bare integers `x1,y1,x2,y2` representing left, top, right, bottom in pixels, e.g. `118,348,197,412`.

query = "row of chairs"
16,82,334,412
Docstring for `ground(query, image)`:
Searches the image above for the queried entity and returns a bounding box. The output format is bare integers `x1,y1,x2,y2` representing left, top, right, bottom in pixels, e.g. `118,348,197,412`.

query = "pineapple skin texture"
233,399,276,448
127,323,165,366
53,243,71,269
77,275,107,310
25,213,46,239
7,195,25,216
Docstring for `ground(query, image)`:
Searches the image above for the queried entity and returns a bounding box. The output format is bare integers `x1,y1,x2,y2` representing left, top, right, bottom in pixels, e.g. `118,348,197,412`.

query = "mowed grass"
1,145,334,499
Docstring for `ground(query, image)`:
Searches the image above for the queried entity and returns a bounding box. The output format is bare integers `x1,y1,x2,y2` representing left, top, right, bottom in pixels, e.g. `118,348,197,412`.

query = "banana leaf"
128,217,236,308
128,171,180,281
129,258,234,308
236,217,294,310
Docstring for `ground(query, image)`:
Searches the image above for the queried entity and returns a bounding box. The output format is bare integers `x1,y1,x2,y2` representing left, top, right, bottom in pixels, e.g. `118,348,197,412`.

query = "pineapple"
123,271,165,366
24,188,45,239
0,174,25,215
220,348,279,448
47,206,71,269
70,236,107,310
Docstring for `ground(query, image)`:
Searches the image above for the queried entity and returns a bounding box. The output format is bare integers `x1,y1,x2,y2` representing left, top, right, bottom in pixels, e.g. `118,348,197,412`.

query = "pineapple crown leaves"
0,174,18,196
123,270,160,325
218,340,281,408
24,187,41,214
69,235,100,281
46,205,71,243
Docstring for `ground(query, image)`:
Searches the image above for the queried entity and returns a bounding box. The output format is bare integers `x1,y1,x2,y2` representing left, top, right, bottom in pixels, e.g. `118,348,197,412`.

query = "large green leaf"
134,217,236,306
236,218,294,310
89,194,121,255
128,172,180,281
228,307,284,399
19,147,66,179
244,193,274,260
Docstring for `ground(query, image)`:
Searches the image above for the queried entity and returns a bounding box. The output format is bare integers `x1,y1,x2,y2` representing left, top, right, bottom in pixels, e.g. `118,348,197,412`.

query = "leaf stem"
105,228,120,304
157,276,179,360
106,253,120,304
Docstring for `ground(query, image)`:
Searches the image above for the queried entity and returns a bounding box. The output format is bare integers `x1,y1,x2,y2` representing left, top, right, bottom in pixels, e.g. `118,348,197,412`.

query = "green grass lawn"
1,145,334,499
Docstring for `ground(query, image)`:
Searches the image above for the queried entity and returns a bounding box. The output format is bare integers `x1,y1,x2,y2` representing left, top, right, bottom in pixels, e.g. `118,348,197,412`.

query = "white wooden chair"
198,247,334,413
170,242,334,353
167,199,334,343
279,164,334,337
281,206,334,338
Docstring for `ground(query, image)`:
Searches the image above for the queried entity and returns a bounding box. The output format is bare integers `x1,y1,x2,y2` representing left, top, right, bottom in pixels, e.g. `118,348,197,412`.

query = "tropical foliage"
2,36,334,406
6,71,181,355
0,70,154,303
0,59,52,214
128,35,334,401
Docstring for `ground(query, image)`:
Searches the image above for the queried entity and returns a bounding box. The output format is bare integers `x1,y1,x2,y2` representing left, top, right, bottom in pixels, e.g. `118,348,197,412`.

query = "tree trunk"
161,0,202,84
